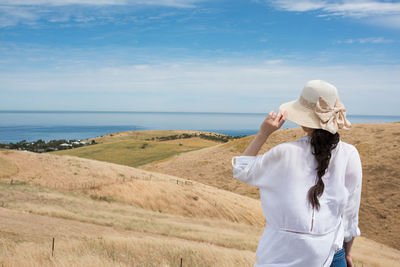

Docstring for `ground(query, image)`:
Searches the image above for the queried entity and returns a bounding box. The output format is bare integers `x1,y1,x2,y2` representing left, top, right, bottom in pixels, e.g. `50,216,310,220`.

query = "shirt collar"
299,135,311,142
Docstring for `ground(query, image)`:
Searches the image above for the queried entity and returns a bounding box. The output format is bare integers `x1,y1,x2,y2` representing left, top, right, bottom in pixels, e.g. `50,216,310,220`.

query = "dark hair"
308,129,340,210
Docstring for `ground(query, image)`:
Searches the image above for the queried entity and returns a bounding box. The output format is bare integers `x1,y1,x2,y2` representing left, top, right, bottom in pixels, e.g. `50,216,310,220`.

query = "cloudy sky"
0,0,399,115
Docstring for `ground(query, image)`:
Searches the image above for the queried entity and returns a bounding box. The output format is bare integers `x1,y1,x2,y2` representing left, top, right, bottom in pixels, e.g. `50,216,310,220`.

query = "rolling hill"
139,123,400,250
51,130,230,167
1,123,399,266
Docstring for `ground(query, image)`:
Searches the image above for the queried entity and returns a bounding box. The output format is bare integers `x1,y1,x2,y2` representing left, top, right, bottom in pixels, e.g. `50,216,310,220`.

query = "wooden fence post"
52,237,55,257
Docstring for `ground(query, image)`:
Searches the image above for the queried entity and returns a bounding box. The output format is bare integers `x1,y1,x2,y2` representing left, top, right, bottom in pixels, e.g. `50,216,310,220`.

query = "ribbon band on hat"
279,80,352,133
299,96,317,110
314,96,352,134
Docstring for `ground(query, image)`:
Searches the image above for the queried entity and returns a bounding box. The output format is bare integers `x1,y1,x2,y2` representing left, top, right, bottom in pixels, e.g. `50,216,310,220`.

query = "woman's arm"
342,147,362,267
242,110,287,156
232,110,287,187
344,238,355,267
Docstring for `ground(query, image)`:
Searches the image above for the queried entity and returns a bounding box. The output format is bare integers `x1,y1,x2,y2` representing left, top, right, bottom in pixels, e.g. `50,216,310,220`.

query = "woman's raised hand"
258,110,288,138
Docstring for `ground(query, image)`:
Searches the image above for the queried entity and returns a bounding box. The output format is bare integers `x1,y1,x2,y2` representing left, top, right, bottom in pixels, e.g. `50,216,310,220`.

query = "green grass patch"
50,131,220,167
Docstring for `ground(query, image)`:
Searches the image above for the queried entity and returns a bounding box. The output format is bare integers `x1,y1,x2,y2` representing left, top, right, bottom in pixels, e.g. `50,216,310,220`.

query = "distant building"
60,143,72,147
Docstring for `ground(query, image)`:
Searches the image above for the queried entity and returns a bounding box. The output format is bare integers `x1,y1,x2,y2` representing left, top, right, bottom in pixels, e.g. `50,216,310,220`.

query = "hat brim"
279,99,321,129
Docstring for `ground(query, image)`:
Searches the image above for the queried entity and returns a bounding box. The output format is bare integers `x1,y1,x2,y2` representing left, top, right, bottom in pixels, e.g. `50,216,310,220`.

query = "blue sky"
0,0,399,115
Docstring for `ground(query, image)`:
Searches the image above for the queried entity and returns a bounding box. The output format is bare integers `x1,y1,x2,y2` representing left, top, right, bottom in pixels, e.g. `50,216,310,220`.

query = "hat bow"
315,96,351,134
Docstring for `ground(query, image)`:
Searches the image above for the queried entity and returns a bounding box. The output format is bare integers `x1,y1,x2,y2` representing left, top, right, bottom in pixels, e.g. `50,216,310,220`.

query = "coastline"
0,117,399,144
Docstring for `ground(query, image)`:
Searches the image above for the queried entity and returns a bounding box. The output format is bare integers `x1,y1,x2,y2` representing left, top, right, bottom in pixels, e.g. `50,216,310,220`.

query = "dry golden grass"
1,125,399,266
1,235,256,267
1,205,257,267
0,150,264,226
140,123,400,250
0,153,18,179
0,182,398,267
4,235,397,267
0,181,261,254
0,175,259,266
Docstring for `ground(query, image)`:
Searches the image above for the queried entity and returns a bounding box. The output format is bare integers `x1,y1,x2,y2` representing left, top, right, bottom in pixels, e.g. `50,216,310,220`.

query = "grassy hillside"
0,150,264,226
0,182,259,266
51,130,226,167
140,123,400,250
1,150,399,266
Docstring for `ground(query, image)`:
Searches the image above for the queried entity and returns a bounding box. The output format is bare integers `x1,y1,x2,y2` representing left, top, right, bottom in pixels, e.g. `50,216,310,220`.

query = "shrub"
141,143,149,149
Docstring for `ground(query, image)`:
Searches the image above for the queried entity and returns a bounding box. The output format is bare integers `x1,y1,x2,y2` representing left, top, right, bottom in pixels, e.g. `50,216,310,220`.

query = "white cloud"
269,0,326,12
264,59,284,64
324,1,400,18
369,15,400,29
269,0,400,29
0,0,199,7
0,0,200,27
1,60,399,114
337,37,394,44
270,0,400,16
0,6,40,26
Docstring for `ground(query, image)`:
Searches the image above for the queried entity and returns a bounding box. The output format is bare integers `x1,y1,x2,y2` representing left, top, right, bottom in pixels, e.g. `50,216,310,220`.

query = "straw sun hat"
279,80,351,134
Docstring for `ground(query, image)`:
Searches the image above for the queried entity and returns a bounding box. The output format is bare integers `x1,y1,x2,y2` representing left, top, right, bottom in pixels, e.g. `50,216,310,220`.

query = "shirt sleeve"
231,145,282,188
343,146,363,242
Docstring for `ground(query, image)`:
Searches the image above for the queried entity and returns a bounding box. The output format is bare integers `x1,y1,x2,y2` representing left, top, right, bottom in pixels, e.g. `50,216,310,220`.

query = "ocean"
0,110,399,143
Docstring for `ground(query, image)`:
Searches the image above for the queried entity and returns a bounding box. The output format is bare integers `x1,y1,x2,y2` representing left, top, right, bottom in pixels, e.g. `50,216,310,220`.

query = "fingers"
271,111,278,120
277,110,287,127
276,111,283,122
267,110,274,119
267,110,288,127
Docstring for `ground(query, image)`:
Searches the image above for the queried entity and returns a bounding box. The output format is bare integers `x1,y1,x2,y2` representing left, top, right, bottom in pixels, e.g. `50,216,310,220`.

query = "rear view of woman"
232,80,362,267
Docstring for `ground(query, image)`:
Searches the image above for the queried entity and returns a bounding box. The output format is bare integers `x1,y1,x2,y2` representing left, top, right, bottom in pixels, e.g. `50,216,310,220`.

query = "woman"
232,80,362,267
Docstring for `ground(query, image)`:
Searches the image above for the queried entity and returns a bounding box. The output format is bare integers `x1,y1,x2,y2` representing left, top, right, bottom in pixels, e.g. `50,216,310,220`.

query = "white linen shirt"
232,135,362,267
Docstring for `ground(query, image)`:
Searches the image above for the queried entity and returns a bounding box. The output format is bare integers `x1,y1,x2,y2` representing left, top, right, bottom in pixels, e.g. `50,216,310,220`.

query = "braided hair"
308,129,340,210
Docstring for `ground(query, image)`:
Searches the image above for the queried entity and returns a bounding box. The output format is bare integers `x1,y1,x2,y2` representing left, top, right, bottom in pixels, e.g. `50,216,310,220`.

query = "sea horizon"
1,109,400,117
1,110,399,143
